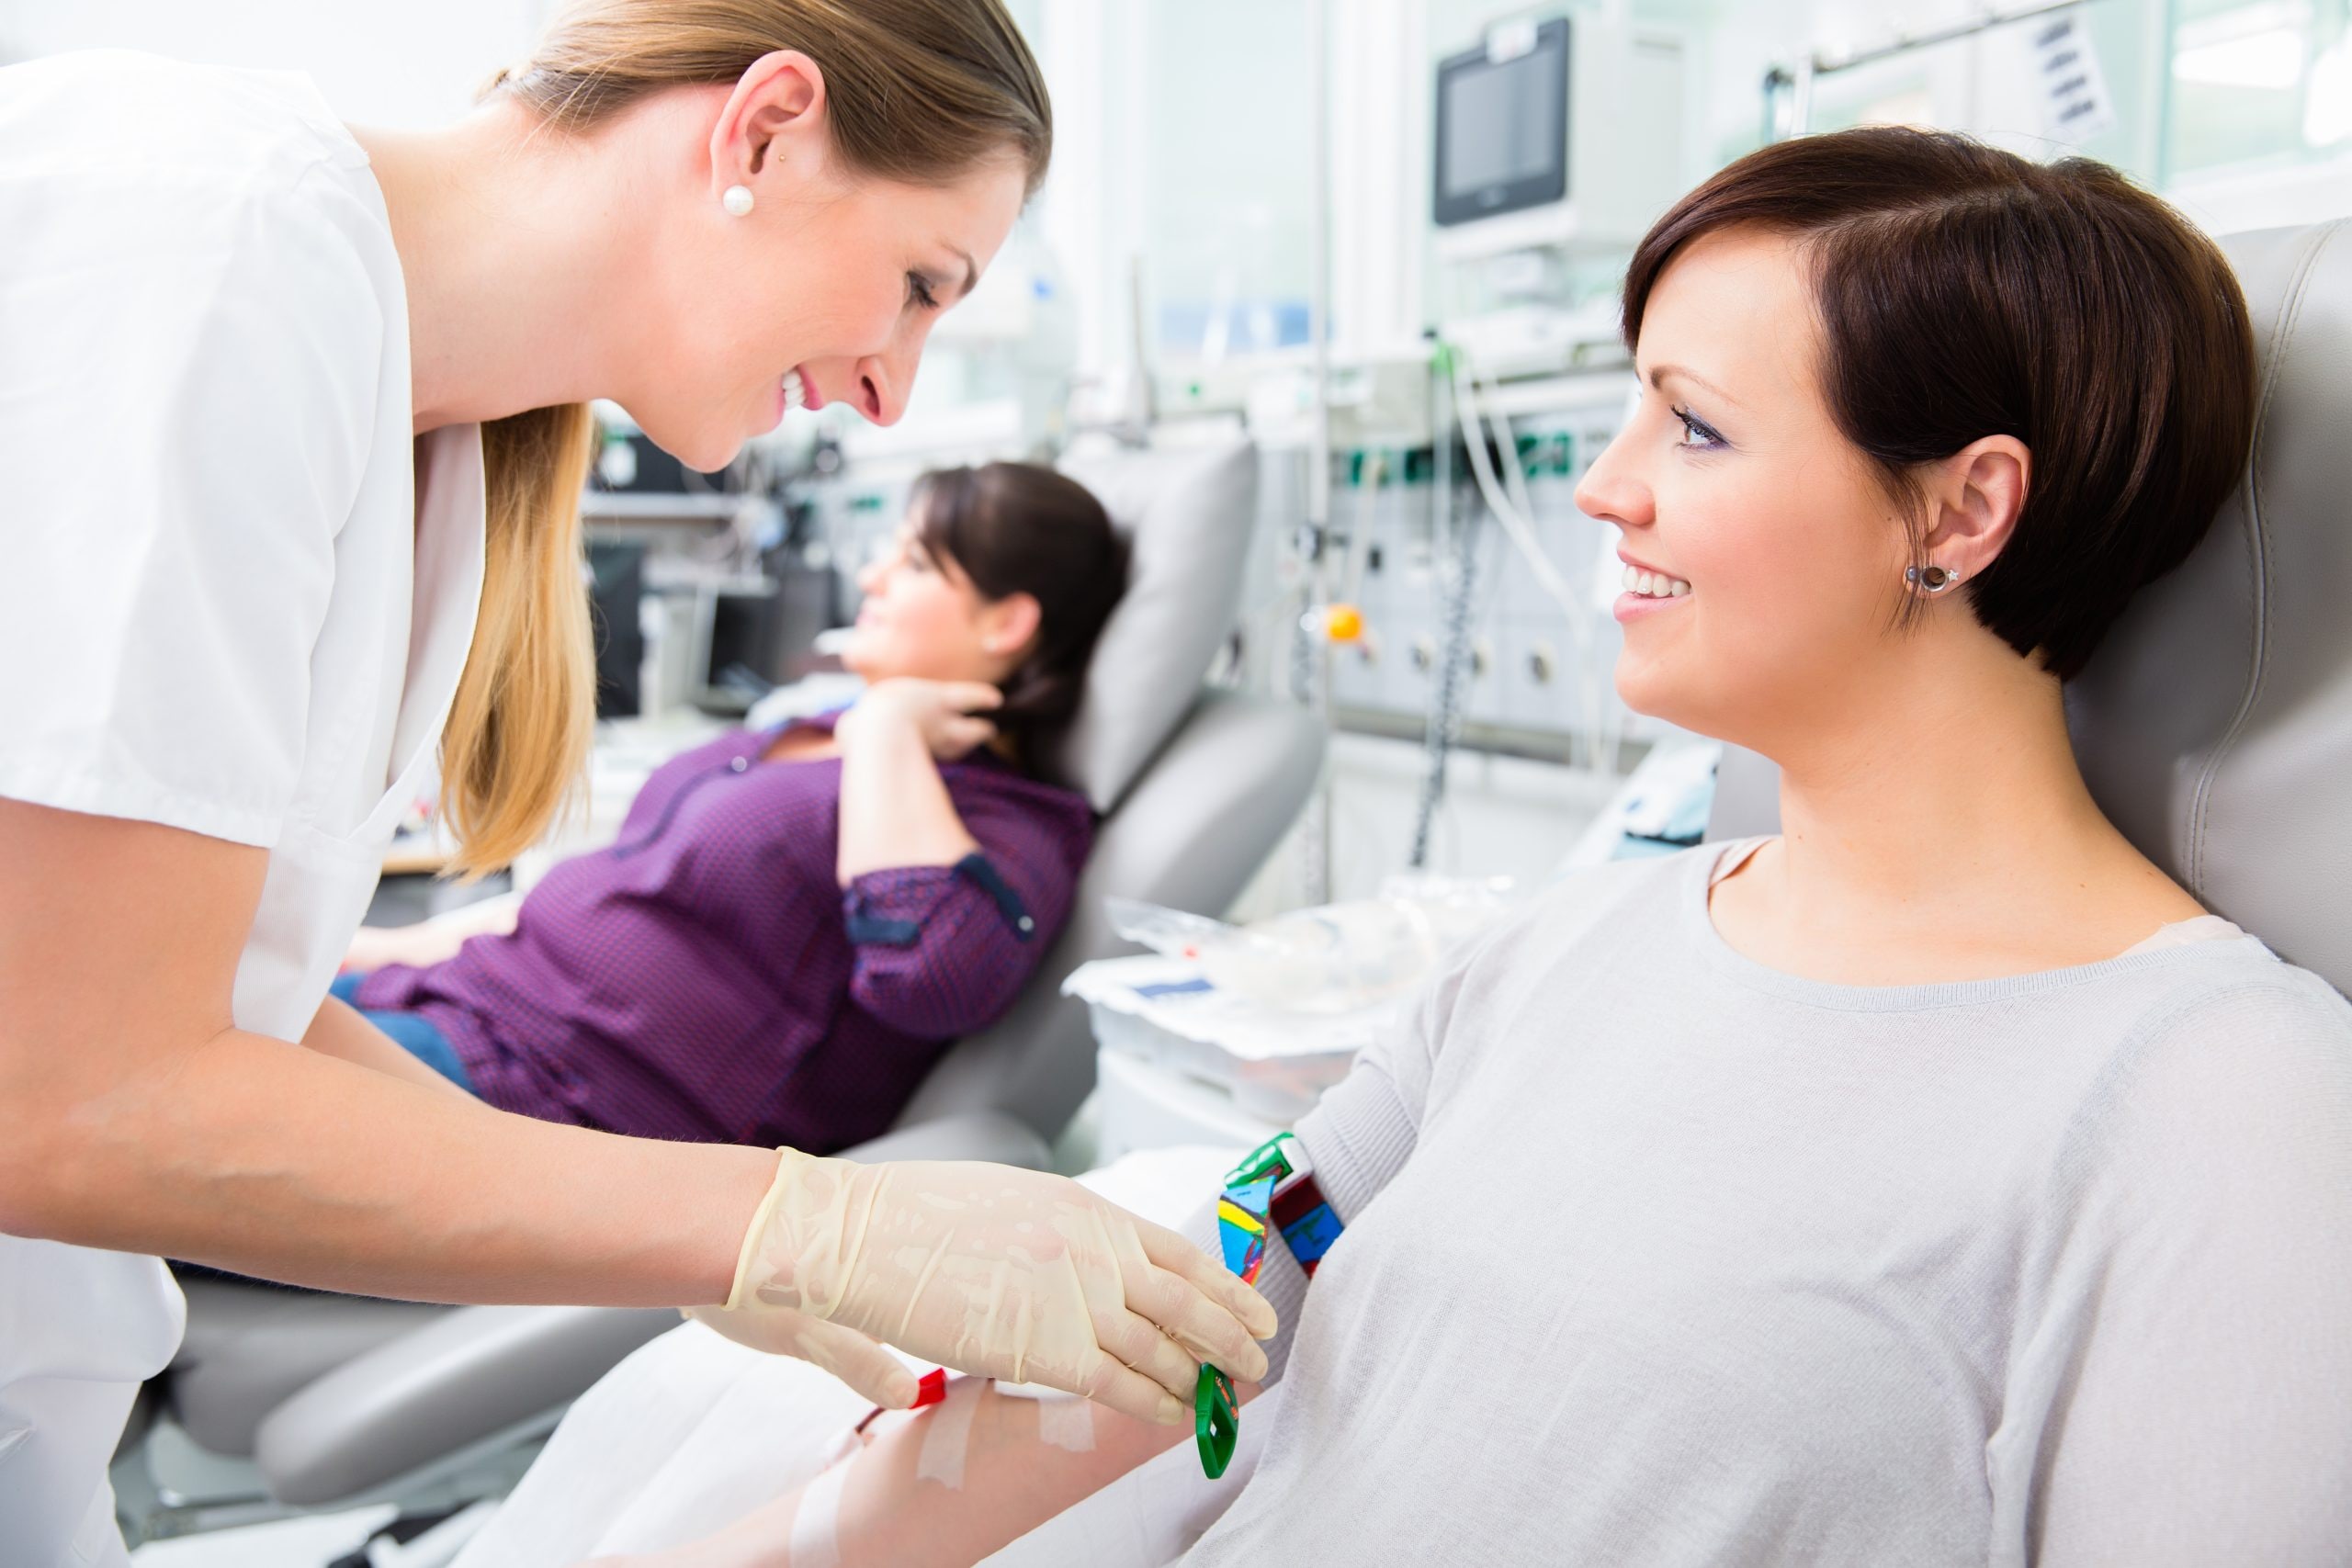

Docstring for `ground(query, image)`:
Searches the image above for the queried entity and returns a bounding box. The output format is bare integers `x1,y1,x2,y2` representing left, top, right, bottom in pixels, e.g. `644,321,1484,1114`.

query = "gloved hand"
680,1302,922,1410
708,1149,1276,1424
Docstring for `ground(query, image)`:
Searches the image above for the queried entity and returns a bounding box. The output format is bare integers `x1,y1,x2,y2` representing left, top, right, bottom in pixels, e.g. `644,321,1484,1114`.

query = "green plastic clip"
1226,1131,1299,1189
1194,1363,1239,1479
1194,1131,1305,1478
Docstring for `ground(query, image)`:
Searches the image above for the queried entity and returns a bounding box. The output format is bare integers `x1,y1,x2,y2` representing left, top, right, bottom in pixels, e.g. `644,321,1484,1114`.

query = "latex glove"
679,1303,922,1410
713,1149,1276,1425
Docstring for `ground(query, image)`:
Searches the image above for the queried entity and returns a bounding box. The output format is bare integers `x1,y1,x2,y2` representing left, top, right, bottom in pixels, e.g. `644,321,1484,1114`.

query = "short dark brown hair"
1623,126,2256,680
911,462,1129,750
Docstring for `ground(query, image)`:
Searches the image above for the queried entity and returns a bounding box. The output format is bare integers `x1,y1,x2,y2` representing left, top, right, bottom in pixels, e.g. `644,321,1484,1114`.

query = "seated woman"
334,461,1126,1151
460,127,2352,1568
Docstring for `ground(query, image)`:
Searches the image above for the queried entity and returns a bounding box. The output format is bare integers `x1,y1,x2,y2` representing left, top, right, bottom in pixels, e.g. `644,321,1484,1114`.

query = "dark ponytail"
911,462,1129,757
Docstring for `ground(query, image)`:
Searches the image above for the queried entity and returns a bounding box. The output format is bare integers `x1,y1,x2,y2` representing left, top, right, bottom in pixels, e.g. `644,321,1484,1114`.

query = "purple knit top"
353,713,1092,1150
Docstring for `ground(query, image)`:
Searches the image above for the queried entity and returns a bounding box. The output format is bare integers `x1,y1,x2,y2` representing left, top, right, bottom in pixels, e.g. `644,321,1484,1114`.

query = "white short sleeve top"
0,51,484,1564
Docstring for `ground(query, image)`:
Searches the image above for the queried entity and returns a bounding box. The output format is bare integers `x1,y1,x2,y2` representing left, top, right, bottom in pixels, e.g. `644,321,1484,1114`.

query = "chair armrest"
253,1303,677,1506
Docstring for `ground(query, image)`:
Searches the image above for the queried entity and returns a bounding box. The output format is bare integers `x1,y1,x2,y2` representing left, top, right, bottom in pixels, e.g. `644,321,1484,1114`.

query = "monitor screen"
1442,51,1561,196
1433,17,1570,227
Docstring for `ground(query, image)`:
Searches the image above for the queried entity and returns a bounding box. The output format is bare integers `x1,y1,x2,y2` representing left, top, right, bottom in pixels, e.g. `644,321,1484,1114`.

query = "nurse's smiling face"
620,52,1028,472
1573,227,1917,752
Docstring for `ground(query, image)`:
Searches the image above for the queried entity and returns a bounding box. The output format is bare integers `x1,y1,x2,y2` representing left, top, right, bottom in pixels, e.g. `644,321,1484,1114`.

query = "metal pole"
1296,0,1335,906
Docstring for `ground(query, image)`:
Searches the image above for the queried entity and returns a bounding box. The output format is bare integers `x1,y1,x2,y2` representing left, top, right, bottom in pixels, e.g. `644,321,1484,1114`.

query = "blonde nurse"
0,7,1272,1563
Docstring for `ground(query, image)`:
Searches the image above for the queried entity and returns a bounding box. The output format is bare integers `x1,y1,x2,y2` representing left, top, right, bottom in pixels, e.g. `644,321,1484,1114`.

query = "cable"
1446,354,1623,774
1340,450,1385,606
1408,480,1478,871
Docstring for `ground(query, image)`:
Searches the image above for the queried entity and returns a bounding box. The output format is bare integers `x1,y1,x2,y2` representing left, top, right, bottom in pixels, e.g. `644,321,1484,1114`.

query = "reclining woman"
336,460,1125,1152
465,126,2352,1568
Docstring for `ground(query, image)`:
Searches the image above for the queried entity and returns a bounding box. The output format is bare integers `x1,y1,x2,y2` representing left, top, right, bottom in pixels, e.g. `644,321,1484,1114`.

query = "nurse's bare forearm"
15,1025,770,1305
0,797,765,1306
835,712,980,884
302,995,472,1099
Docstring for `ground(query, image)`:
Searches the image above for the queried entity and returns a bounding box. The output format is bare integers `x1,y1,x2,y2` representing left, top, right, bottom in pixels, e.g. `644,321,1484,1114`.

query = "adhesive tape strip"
1035,1393,1097,1454
788,1455,848,1568
915,1378,981,1491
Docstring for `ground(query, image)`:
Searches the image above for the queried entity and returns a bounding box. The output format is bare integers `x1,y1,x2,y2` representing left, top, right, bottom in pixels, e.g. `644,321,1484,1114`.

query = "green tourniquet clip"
1229,1133,1301,1187
1195,1133,1301,1478
1194,1364,1240,1479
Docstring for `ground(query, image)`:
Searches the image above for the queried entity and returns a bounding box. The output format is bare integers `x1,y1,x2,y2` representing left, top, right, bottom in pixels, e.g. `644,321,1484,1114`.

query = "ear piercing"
1905,563,1963,596
722,184,755,218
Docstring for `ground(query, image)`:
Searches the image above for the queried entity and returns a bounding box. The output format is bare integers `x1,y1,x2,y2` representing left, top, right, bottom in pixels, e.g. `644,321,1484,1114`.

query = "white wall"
0,0,549,128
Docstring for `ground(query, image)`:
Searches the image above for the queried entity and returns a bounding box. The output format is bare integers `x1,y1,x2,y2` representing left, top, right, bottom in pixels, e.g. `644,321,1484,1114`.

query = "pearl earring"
721,185,755,218
1905,563,1963,596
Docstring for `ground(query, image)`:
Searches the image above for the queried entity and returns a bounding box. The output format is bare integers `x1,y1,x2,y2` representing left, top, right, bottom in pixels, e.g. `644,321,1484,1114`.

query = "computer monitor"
1433,17,1569,231
1430,16,1684,265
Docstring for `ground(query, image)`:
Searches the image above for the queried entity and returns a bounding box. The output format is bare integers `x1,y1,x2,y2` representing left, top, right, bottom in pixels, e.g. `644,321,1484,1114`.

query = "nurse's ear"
707,50,831,211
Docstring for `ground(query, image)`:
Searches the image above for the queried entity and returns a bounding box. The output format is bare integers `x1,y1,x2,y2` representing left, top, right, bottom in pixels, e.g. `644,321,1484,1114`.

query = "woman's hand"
708,1150,1276,1426
838,678,1002,762
340,892,522,975
342,922,442,973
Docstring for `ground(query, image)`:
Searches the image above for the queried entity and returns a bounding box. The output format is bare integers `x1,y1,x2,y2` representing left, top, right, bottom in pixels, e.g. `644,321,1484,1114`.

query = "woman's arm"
301,994,474,1098
0,796,776,1304
832,680,1001,884
0,797,1271,1410
345,889,524,971
594,1373,1267,1568
831,680,1083,1041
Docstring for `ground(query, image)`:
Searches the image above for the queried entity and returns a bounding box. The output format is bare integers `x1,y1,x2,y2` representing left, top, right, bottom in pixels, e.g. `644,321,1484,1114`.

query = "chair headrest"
1034,438,1258,813
2067,219,2352,994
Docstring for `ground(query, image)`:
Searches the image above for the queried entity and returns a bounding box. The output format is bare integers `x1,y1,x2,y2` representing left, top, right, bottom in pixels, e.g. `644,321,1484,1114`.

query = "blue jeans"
330,971,477,1093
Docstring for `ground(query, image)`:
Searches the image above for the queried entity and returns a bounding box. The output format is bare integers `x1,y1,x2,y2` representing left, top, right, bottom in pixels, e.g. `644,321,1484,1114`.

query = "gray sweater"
1182,841,2352,1566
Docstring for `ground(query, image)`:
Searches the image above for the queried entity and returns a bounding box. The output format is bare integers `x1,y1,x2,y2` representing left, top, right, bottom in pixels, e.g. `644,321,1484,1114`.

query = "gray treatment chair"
128,437,1326,1530
1707,218,2352,1002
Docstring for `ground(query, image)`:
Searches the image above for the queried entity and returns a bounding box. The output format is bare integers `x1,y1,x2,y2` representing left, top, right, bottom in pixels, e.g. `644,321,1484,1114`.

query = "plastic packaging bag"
1106,877,1515,1016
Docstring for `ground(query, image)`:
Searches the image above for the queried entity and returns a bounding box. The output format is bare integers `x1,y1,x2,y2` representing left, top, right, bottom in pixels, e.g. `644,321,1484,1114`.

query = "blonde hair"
440,0,1051,875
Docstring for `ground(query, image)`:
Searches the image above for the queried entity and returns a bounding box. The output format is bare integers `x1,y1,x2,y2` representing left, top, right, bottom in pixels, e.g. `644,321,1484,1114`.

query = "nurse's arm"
0,799,769,1307
301,995,473,1099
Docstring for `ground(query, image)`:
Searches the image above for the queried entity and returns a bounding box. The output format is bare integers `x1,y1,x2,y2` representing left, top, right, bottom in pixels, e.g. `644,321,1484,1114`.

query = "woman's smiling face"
1573,226,1917,751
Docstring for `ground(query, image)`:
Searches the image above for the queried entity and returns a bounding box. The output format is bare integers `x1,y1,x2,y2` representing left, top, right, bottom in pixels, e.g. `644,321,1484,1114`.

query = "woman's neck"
1724,624,2201,975
350,103,642,434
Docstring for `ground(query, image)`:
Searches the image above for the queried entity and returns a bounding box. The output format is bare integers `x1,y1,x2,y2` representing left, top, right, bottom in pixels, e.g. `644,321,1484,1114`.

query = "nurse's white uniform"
0,52,485,1565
